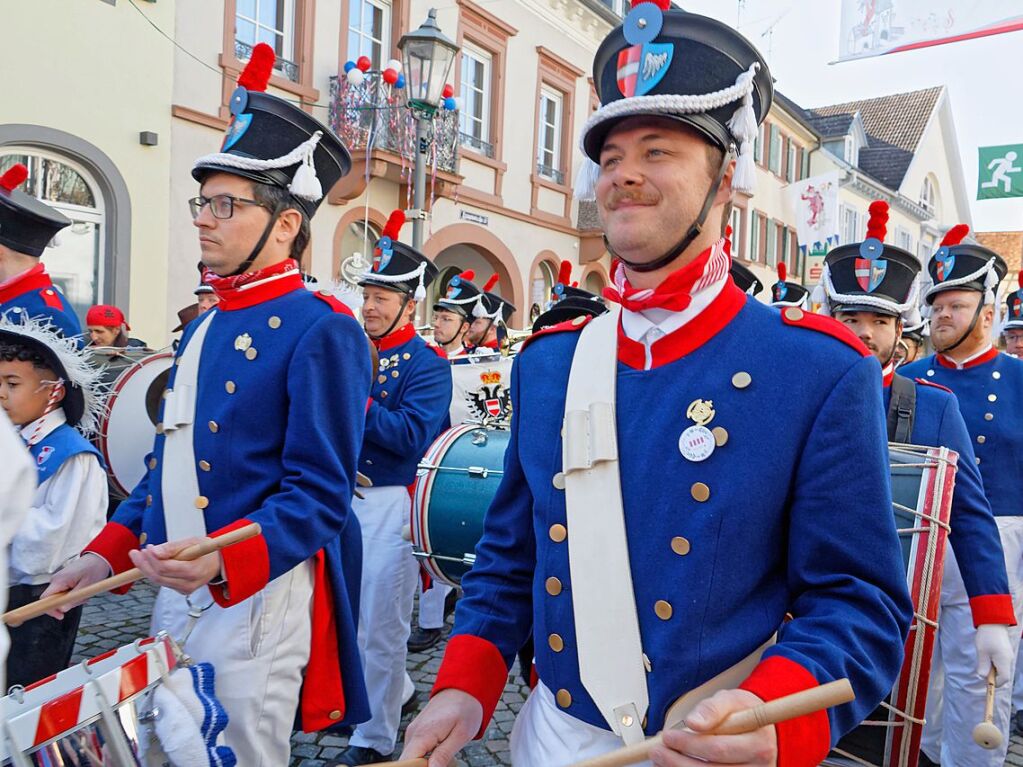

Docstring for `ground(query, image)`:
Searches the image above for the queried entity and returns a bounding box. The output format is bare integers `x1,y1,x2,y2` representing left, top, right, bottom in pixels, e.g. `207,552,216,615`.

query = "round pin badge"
623,1,663,45
679,425,715,462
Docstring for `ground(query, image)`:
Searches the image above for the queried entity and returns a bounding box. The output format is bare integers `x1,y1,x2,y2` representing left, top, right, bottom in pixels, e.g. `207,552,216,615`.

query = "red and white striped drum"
825,443,957,767
0,635,177,765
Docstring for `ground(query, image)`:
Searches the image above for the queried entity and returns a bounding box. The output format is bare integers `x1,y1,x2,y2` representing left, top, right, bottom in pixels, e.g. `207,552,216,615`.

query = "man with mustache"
901,227,1023,766
819,202,1015,766
401,3,911,766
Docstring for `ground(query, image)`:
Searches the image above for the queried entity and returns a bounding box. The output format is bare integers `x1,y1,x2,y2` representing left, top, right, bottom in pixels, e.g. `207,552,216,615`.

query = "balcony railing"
536,163,565,185
235,40,299,83
329,75,459,175
459,132,495,159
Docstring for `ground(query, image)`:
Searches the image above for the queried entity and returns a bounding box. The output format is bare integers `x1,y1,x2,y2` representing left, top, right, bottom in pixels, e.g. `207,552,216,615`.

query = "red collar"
0,263,50,304
374,323,416,351
604,241,723,314
881,361,895,387
205,259,303,311
617,280,746,370
936,346,998,370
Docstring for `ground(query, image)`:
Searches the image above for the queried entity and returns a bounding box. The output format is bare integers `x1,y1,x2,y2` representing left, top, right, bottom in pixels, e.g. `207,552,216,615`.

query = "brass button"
146,494,153,507
926,369,934,377
380,391,388,398
329,709,342,721
977,435,986,444
225,380,236,394
155,423,164,435
199,460,211,472
988,393,997,402
549,524,567,543
671,536,691,556
268,316,282,329
546,577,563,596
548,634,565,652
319,290,331,297
391,370,399,378
976,457,982,465
731,371,752,389
552,472,566,490
245,347,258,361
139,533,148,545
208,420,219,433
378,375,387,384
711,426,728,447
654,600,673,620
985,413,994,421
403,352,411,360
993,371,1001,380
784,307,804,322
556,689,572,708
195,496,210,509
690,482,710,502
148,457,158,470
571,315,587,326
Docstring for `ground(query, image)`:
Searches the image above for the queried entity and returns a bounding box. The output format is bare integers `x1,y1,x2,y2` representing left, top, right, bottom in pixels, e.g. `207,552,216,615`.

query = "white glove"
975,623,1014,686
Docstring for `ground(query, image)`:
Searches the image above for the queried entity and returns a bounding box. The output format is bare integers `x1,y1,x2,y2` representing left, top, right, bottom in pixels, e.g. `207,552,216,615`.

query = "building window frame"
346,0,392,71
235,0,298,76
841,204,861,245
750,210,762,263
768,124,782,176
530,46,582,225
786,140,797,183
458,42,493,155
536,86,564,183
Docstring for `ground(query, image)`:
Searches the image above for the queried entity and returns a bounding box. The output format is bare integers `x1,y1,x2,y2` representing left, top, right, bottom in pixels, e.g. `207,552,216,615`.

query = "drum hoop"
98,351,173,496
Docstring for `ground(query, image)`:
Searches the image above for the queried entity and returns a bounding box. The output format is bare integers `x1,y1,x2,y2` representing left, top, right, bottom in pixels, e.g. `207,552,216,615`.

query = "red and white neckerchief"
881,360,895,387
936,344,997,370
21,406,66,448
203,258,300,296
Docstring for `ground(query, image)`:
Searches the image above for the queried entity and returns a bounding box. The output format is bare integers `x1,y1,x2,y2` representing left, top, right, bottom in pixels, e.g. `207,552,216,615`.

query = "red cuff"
300,550,346,731
432,634,509,737
739,656,831,767
970,594,1017,627
83,522,140,593
208,518,270,607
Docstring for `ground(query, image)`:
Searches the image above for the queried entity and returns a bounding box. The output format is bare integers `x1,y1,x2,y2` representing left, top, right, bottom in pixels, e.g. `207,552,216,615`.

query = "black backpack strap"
886,373,917,444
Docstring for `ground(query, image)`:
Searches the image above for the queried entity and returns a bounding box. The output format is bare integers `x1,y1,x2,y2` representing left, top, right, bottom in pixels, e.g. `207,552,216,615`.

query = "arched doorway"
0,151,105,319
581,262,609,296
333,206,387,285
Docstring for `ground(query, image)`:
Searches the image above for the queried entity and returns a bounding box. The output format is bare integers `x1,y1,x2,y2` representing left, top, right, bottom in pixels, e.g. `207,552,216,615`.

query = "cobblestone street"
70,584,1023,766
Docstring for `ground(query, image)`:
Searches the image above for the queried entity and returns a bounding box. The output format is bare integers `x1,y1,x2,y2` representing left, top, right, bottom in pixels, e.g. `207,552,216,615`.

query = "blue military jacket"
0,263,82,341
903,349,1023,518
361,323,452,487
434,283,913,763
885,374,1013,625
86,265,371,730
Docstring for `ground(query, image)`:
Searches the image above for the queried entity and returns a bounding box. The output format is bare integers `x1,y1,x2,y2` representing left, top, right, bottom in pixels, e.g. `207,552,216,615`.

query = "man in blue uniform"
402,4,911,766
1003,269,1023,358
0,163,81,341
431,269,480,357
334,211,452,765
817,202,1016,765
463,274,513,354
44,44,371,765
768,262,808,310
532,261,608,333
901,225,1023,765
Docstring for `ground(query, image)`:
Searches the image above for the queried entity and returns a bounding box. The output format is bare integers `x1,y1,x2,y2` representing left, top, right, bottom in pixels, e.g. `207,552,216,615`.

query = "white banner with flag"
786,171,841,283
838,1,1023,62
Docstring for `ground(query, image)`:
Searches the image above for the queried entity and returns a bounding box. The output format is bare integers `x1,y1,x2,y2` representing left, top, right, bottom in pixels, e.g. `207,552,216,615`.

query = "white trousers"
149,561,314,767
418,582,453,630
509,683,650,767
920,516,1023,766
349,486,419,753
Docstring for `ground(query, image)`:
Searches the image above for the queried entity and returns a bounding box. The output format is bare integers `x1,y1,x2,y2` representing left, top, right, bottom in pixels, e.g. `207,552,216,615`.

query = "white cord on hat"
192,131,325,201
812,260,923,328
575,62,761,201
361,260,428,300
471,298,503,320
921,256,1000,309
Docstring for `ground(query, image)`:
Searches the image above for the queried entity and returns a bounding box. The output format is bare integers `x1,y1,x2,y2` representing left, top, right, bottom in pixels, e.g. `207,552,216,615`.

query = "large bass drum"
95,352,173,499
411,424,510,586
824,443,956,767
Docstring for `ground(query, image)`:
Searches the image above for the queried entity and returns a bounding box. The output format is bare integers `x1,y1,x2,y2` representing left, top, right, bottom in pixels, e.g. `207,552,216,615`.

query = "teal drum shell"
411,424,511,587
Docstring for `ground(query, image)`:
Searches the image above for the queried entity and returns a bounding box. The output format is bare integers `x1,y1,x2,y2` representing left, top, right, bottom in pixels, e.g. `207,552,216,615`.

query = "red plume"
1018,269,1023,289
777,262,787,282
557,260,572,286
459,269,475,282
237,43,276,92
633,0,671,9
940,224,970,247
0,163,28,192
381,210,406,241
483,274,499,292
865,200,889,242
571,281,579,288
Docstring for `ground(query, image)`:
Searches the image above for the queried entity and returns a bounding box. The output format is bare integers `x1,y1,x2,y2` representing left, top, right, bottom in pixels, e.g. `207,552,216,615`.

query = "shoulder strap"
887,373,917,444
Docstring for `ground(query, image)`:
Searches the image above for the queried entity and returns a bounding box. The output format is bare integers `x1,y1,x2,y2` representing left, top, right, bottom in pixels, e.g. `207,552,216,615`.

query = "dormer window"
920,176,938,215
844,134,860,166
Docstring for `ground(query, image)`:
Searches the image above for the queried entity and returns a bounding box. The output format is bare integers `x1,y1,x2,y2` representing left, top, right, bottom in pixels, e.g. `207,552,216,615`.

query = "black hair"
0,342,55,373
250,182,311,260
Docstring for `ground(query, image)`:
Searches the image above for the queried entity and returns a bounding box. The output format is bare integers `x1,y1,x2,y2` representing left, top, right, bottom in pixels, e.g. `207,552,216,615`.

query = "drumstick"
567,678,855,767
2,523,262,627
972,667,1002,749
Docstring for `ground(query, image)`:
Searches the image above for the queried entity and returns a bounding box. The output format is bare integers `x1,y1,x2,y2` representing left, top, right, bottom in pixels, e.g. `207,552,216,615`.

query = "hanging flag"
978,144,1023,200
786,171,841,283
837,1,1023,62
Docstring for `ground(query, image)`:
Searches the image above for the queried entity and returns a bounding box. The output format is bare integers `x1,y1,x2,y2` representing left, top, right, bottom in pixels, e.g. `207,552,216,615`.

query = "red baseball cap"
86,304,130,330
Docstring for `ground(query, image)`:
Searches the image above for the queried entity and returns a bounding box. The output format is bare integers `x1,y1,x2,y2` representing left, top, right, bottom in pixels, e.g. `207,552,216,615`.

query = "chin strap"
934,298,985,355
435,318,469,347
229,201,285,277
367,294,412,341
607,147,732,274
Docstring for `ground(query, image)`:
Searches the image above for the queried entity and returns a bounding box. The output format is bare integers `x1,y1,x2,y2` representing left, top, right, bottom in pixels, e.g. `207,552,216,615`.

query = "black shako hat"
435,269,484,319
923,224,1007,305
769,262,809,308
192,43,351,218
580,0,772,197
0,164,72,258
819,201,920,318
729,261,763,297
1004,270,1023,330
358,210,438,298
532,260,607,331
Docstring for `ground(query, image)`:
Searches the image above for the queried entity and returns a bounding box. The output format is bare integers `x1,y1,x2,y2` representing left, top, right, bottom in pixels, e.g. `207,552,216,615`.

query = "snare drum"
1,635,176,766
96,352,174,498
411,424,510,586
825,444,956,767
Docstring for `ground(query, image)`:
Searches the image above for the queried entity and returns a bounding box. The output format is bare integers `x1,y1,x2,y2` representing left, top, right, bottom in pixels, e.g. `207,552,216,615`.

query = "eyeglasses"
188,194,269,220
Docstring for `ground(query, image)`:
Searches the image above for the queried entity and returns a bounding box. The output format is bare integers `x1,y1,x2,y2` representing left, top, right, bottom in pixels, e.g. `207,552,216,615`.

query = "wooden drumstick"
2,523,262,627
370,760,427,767
972,666,1003,749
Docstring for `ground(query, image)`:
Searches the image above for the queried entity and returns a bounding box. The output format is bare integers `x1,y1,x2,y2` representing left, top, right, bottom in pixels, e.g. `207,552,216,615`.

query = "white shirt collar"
939,343,994,370
20,409,67,446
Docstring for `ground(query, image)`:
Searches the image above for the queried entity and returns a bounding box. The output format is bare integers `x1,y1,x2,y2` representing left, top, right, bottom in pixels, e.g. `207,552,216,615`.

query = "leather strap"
887,373,917,444
161,311,216,541
563,304,649,744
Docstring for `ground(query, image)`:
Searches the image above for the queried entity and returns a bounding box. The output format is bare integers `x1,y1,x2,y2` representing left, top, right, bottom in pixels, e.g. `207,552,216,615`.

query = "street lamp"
398,9,459,249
